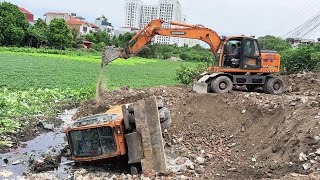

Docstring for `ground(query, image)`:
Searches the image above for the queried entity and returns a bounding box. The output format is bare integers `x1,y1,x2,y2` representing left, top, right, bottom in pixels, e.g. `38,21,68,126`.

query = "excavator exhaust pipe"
192,82,208,94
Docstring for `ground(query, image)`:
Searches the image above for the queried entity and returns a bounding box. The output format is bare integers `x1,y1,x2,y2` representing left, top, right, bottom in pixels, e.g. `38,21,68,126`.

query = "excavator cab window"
222,39,242,68
240,39,261,70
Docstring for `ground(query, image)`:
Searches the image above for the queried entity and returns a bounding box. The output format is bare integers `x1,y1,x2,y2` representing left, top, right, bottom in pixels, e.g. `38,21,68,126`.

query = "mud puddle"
0,109,77,179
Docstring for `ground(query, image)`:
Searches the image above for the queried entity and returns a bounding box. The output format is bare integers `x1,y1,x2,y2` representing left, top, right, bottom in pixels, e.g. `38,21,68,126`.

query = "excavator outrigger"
108,19,285,94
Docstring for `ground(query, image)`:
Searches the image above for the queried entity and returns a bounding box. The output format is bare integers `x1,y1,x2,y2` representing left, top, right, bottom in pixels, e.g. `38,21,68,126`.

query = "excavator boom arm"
124,19,221,58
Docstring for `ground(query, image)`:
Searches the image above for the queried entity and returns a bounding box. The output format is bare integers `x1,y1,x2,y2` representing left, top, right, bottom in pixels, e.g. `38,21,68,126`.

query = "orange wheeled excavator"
111,19,285,94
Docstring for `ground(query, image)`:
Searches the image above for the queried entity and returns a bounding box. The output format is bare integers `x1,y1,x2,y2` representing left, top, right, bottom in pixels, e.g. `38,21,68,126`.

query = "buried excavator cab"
65,97,169,174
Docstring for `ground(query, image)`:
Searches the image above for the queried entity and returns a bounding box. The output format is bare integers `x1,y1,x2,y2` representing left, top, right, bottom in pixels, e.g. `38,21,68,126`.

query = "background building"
155,0,181,45
140,4,158,28
95,16,114,33
44,12,71,25
124,0,197,46
18,7,34,24
67,17,91,35
113,27,139,37
124,0,142,29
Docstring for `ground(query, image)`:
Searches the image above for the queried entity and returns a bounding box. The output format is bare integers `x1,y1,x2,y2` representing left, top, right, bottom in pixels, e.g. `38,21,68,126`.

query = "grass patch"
0,53,199,90
0,51,199,135
0,140,13,147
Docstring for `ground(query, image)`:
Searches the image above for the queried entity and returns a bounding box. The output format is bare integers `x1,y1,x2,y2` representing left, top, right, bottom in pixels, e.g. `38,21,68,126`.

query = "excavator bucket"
101,46,127,68
192,81,208,94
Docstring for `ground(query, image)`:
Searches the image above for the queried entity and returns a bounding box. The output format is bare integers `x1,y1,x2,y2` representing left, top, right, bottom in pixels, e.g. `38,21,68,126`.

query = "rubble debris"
299,152,308,161
42,122,55,130
11,160,22,165
0,170,12,178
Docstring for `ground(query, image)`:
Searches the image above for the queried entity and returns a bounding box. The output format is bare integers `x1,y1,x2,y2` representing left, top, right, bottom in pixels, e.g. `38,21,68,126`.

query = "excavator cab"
220,37,261,70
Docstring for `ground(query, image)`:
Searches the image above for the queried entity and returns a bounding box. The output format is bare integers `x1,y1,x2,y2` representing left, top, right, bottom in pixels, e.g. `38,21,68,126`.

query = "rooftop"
18,7,33,15
44,12,69,16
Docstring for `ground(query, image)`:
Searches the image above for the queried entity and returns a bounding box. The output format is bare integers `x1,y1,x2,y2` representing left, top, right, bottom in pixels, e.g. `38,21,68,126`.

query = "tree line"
0,2,135,50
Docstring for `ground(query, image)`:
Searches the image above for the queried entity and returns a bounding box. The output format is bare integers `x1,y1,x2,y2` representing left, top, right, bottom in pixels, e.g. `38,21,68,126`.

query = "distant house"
89,23,99,32
44,12,71,25
19,7,34,24
83,41,93,49
113,27,139,37
291,38,317,48
94,16,114,33
66,17,92,35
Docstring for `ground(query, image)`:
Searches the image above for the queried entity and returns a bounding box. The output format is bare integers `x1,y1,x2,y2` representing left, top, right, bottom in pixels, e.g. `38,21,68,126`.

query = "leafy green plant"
176,64,206,85
281,45,320,73
0,118,21,134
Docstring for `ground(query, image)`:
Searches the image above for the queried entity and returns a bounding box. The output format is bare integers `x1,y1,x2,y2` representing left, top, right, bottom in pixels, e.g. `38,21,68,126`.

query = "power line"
282,12,320,37
283,10,320,39
301,21,320,38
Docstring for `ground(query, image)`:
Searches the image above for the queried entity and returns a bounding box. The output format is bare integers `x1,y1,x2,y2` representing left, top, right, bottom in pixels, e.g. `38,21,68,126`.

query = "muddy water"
0,109,77,179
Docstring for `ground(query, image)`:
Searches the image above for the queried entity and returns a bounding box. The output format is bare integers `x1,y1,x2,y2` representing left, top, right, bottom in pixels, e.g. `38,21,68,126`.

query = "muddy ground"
1,72,320,179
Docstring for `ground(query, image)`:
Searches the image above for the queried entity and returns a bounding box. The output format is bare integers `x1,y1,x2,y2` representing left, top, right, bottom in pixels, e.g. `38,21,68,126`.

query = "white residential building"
154,0,181,45
95,16,114,33
140,5,158,28
113,27,140,37
44,12,71,25
124,0,198,46
124,0,143,29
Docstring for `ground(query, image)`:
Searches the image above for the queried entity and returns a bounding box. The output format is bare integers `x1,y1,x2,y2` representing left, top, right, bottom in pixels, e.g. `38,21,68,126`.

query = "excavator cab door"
240,39,261,70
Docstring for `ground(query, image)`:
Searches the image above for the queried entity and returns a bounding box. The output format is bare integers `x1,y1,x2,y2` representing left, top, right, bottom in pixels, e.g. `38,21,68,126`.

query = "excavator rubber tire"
211,76,233,93
159,107,170,122
159,107,171,130
263,77,285,94
161,116,172,130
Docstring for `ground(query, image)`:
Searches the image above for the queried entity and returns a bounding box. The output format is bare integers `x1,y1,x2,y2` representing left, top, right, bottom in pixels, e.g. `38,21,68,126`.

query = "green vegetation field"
0,52,197,90
0,50,199,138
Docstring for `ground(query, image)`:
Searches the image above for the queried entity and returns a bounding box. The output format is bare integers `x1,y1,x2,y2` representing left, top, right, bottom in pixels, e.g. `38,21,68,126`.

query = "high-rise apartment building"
124,0,142,29
140,5,158,28
125,0,194,46
155,0,181,45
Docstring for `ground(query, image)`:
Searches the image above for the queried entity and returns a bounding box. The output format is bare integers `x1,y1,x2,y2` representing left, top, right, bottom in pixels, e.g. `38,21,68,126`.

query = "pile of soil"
70,72,320,179
284,72,320,96
166,91,319,179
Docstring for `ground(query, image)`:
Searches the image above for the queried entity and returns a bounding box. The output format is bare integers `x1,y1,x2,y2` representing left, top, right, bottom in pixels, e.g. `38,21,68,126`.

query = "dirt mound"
165,90,320,179
69,72,320,179
284,72,320,95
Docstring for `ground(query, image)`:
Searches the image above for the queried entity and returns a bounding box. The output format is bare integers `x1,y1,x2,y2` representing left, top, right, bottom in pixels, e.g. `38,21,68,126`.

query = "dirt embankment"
69,72,320,179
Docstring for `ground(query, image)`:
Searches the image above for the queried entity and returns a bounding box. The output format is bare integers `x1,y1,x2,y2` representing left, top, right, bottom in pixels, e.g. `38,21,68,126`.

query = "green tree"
47,18,72,49
84,33,96,43
95,31,111,45
258,35,291,52
0,2,29,46
282,45,320,73
27,18,48,47
84,31,111,46
70,28,84,48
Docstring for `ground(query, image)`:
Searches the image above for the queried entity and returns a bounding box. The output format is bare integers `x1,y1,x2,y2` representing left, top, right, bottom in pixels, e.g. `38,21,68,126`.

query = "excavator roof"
226,36,256,39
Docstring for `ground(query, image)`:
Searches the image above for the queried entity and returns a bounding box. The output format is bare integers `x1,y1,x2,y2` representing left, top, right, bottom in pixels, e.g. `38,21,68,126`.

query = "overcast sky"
6,0,320,39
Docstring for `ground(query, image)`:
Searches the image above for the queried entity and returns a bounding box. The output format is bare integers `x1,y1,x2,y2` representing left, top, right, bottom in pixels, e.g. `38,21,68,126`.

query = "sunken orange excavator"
110,19,285,94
